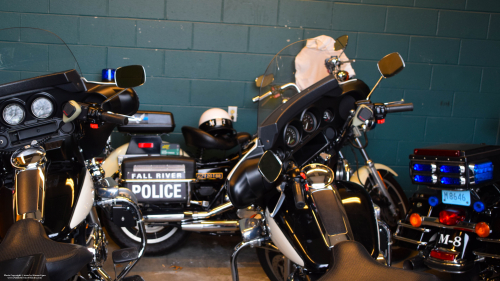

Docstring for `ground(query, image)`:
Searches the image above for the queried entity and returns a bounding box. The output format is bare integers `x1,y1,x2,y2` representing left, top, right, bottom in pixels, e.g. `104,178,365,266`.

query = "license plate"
441,190,470,206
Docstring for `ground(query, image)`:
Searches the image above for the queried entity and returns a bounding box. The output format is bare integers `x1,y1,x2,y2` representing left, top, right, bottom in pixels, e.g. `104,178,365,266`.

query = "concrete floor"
102,232,470,281
103,232,269,281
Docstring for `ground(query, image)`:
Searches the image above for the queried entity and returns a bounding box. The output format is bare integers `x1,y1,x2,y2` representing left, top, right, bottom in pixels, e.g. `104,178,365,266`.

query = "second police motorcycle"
226,38,439,280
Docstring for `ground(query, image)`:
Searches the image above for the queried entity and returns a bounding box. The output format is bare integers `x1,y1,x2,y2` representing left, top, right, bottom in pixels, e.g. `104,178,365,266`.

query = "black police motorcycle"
395,144,500,279
227,39,440,281
0,28,146,281
99,108,252,255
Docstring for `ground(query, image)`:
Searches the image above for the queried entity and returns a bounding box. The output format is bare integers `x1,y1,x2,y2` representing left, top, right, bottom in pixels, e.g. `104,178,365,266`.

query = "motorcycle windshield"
0,27,81,85
257,40,307,128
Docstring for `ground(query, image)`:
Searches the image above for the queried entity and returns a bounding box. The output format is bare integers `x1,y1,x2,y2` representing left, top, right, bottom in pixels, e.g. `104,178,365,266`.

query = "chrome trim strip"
393,235,427,245
473,251,500,259
397,221,431,232
477,237,500,243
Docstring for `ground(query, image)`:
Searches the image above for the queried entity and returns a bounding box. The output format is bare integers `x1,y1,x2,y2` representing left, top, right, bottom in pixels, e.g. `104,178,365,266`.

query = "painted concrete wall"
1,0,500,195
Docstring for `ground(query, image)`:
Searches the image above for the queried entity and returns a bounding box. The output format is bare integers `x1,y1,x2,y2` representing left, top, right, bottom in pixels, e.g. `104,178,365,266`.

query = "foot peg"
112,248,139,264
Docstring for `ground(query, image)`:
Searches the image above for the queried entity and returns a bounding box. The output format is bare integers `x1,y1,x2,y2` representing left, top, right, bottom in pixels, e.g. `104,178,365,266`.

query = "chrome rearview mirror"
255,74,274,88
258,151,282,183
333,35,348,51
115,65,146,88
367,52,405,99
377,52,405,78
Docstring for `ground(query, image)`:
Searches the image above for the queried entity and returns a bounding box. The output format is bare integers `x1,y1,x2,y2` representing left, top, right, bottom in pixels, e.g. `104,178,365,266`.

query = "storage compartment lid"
118,111,175,134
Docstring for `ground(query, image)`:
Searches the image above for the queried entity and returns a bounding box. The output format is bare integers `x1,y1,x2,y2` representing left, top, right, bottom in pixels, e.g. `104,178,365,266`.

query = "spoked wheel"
103,216,190,255
256,248,287,281
365,171,409,232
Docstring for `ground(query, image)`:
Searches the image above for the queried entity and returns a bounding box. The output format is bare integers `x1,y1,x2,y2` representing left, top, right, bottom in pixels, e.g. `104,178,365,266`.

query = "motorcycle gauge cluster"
31,96,54,119
301,111,317,132
323,109,334,123
284,125,299,147
3,103,25,125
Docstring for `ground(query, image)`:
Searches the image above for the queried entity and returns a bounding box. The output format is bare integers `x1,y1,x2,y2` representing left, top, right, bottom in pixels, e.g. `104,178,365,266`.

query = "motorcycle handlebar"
100,112,129,125
385,103,414,113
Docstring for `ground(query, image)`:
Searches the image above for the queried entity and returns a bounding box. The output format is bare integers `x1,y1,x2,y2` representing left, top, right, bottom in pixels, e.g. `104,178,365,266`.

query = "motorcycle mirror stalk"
366,52,405,100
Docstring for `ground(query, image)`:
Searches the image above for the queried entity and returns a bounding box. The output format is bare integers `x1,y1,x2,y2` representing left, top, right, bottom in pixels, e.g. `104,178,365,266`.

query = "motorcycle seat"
182,126,249,151
318,241,441,281
0,219,93,281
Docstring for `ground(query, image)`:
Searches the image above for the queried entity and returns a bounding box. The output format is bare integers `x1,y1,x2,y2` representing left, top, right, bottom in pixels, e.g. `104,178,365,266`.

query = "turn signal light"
138,143,154,148
90,123,99,129
409,213,422,227
475,222,490,238
430,249,457,261
439,209,465,226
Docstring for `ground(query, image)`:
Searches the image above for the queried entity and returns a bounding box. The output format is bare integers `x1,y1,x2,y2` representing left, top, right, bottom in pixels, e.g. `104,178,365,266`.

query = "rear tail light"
430,249,457,261
439,209,465,226
409,213,422,227
475,222,490,238
138,143,154,148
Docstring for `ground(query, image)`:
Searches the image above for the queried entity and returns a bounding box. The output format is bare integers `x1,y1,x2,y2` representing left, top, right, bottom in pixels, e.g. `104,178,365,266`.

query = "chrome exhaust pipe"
181,220,239,232
143,202,234,223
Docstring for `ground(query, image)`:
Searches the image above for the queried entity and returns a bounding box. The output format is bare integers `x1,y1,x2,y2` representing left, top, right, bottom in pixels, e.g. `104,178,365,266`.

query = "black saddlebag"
121,156,195,203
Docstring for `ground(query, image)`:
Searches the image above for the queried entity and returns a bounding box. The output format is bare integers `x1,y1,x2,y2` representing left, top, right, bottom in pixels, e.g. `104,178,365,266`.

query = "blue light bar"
414,175,433,183
474,162,493,183
102,68,116,82
440,177,462,185
428,196,439,207
440,165,462,174
413,163,433,172
473,201,485,212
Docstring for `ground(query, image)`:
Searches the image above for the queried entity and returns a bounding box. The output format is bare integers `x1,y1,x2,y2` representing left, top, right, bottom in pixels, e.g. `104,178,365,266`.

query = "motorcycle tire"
365,171,409,233
102,216,190,256
256,248,287,281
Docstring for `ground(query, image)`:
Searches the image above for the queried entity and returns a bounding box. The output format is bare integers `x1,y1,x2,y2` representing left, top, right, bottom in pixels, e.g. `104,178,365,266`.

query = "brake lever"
270,181,287,218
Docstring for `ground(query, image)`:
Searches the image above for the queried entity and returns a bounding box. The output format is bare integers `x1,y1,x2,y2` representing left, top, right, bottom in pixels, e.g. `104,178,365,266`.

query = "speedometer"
301,112,317,133
31,97,53,118
284,125,300,148
3,103,25,125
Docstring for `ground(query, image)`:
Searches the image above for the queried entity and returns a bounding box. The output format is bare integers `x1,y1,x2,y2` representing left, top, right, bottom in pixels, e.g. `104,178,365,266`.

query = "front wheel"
256,248,287,281
102,216,190,256
365,171,409,232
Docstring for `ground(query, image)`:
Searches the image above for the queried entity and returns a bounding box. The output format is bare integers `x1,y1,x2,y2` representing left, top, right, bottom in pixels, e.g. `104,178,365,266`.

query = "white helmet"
199,108,234,135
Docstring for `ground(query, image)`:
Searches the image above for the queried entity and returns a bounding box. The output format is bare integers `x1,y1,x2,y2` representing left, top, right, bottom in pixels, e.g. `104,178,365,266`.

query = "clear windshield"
0,27,81,85
257,40,307,127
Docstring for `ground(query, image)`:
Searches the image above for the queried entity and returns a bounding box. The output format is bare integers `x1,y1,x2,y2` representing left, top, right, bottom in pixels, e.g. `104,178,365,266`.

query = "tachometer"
284,125,299,148
31,96,54,118
3,103,25,125
301,111,317,133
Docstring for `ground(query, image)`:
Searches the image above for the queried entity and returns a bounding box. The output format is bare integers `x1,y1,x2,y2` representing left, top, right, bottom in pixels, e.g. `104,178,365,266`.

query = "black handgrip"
385,103,413,113
292,181,306,209
101,112,129,125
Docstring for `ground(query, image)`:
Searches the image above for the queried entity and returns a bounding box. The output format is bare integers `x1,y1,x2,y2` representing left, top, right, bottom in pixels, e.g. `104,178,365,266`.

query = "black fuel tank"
227,157,274,209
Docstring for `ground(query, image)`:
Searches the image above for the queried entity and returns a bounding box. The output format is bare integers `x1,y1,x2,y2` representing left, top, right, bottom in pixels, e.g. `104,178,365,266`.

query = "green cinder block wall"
1,0,500,196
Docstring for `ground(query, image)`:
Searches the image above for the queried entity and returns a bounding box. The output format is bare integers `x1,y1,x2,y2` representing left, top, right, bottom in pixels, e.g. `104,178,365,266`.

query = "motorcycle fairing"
267,180,379,272
259,76,341,150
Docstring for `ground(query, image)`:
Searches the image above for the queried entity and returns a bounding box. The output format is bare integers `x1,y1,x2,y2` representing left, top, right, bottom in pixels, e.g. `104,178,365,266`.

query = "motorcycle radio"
409,144,500,189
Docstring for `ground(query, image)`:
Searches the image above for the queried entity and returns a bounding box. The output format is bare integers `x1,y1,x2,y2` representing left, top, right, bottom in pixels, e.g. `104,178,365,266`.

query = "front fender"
350,163,398,185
